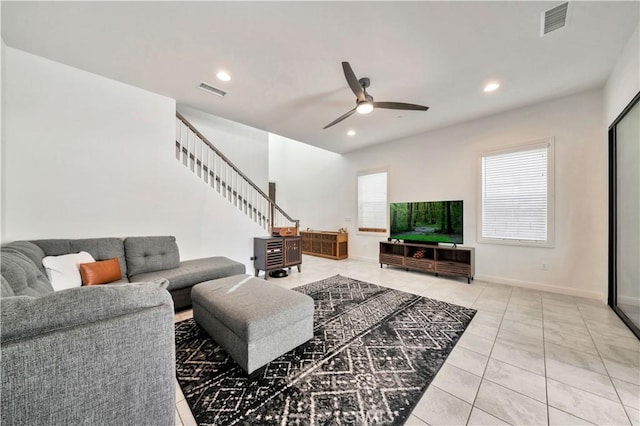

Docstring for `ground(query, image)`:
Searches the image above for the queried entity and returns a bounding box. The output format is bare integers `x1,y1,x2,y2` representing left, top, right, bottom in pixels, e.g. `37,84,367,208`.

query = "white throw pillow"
42,251,96,291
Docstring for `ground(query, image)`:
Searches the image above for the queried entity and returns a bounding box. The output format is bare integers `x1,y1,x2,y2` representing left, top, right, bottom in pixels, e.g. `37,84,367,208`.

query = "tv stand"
379,241,474,283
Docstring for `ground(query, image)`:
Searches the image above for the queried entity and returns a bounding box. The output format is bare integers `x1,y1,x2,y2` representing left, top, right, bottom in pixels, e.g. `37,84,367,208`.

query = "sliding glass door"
609,91,640,339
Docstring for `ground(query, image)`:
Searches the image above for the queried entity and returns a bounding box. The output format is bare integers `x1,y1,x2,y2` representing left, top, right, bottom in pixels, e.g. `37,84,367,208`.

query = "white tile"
467,407,510,425
405,414,429,425
626,405,640,426
445,345,489,377
431,364,481,404
507,297,542,311
475,380,548,425
545,358,619,402
411,385,472,425
544,341,607,374
175,380,185,403
465,322,500,341
496,328,545,356
543,327,598,355
613,378,640,410
604,357,640,386
548,407,595,425
547,379,631,425
541,294,578,306
591,331,640,352
472,298,508,313
586,320,638,340
176,400,197,426
543,310,586,328
420,285,455,300
503,309,543,323
175,408,183,426
579,304,623,321
544,319,591,337
597,343,640,367
469,310,503,328
499,319,543,341
491,340,546,376
457,331,495,356
484,358,546,403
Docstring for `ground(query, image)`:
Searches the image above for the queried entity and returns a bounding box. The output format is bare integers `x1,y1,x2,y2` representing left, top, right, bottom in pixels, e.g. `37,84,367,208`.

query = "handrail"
175,112,299,229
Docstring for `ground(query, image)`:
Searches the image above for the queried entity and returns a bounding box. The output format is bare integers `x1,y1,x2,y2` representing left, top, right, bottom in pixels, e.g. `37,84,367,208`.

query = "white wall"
2,47,266,271
178,105,269,192
319,89,605,300
1,38,6,240
268,133,349,231
605,23,639,126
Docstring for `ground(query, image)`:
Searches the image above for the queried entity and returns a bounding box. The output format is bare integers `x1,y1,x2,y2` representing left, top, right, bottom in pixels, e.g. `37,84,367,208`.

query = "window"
357,170,387,233
479,139,554,246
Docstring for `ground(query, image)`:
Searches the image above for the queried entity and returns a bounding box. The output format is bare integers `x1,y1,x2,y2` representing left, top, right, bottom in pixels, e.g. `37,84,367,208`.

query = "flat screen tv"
389,200,463,245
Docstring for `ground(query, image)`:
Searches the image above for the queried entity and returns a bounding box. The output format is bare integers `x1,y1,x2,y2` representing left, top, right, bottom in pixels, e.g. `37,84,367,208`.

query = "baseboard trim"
474,274,605,302
347,256,606,302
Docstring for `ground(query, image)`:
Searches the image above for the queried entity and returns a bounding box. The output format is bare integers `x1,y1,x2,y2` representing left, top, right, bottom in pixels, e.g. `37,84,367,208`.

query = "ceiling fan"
323,62,429,129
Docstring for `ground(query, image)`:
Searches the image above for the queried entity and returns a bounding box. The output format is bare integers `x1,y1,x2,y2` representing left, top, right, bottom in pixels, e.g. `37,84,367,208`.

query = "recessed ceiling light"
347,130,356,136
484,82,500,92
216,71,231,82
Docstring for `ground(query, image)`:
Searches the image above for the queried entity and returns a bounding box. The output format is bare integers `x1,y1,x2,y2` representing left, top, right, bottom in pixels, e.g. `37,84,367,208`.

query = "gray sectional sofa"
0,235,246,425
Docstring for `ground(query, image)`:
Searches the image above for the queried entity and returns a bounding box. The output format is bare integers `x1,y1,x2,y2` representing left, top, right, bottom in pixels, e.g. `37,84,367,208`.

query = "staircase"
175,112,299,232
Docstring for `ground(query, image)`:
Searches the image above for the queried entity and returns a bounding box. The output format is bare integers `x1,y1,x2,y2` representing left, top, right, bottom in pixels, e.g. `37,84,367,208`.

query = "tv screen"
390,200,463,244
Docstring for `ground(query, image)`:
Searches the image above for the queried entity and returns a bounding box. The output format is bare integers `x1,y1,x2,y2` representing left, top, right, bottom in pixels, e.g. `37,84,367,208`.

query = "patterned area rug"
175,275,476,425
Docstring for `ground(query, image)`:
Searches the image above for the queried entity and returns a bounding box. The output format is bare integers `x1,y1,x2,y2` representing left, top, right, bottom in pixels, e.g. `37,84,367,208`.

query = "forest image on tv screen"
390,201,463,244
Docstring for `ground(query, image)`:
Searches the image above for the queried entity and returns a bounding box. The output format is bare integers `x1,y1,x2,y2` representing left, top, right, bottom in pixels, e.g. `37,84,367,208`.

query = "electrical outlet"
542,263,549,271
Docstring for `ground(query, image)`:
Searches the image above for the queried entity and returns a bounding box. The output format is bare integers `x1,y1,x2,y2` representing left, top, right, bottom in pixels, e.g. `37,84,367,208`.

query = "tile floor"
174,255,640,426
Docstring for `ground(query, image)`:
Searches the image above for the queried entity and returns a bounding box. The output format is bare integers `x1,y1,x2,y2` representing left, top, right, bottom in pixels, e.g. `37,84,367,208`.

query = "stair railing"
175,112,299,232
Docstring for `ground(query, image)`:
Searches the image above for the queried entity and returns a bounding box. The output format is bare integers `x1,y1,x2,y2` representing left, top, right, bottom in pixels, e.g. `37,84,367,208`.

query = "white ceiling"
2,1,638,153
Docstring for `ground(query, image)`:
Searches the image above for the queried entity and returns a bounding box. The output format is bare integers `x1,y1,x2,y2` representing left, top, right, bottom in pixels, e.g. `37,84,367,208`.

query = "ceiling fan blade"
373,101,429,111
342,62,366,102
323,107,357,129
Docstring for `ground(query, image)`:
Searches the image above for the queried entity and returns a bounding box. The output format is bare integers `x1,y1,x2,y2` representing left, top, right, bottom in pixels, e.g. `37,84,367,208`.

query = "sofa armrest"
1,281,176,425
1,280,172,343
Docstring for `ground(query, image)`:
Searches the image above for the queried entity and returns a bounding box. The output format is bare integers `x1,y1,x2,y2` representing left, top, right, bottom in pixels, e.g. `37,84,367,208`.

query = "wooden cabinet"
379,241,475,283
254,236,301,279
300,231,348,260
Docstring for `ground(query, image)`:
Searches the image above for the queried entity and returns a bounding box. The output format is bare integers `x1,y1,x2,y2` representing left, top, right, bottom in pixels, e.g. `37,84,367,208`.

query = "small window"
479,139,555,246
357,170,387,233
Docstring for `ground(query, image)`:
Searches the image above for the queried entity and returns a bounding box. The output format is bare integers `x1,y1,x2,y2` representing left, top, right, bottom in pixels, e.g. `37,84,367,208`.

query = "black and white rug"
175,275,476,425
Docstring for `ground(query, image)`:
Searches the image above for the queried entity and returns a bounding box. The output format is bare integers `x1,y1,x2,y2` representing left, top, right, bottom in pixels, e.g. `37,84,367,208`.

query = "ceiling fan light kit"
323,61,429,129
356,102,374,114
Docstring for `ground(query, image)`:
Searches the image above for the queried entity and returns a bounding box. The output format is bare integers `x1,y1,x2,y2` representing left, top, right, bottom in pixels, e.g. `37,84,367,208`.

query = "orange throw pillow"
79,258,122,286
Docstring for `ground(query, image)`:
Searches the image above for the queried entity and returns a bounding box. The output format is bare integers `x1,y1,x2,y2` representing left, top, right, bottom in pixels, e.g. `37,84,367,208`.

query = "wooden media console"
379,241,475,283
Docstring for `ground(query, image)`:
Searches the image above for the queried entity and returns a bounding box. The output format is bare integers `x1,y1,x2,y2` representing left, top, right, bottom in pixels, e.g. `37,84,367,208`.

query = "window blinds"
358,171,387,232
481,144,550,242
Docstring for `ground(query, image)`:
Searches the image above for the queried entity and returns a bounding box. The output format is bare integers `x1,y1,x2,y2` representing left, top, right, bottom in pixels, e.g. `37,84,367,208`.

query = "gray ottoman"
192,274,314,375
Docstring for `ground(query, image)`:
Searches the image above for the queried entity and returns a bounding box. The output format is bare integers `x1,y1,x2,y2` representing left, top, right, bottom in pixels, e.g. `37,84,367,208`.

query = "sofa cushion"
0,250,54,297
128,257,246,291
124,236,180,276
79,258,123,286
1,277,15,297
32,238,128,277
42,251,96,291
1,241,47,275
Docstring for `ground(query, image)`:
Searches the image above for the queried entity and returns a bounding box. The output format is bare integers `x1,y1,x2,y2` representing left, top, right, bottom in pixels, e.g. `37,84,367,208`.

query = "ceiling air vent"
541,2,569,36
198,81,227,97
